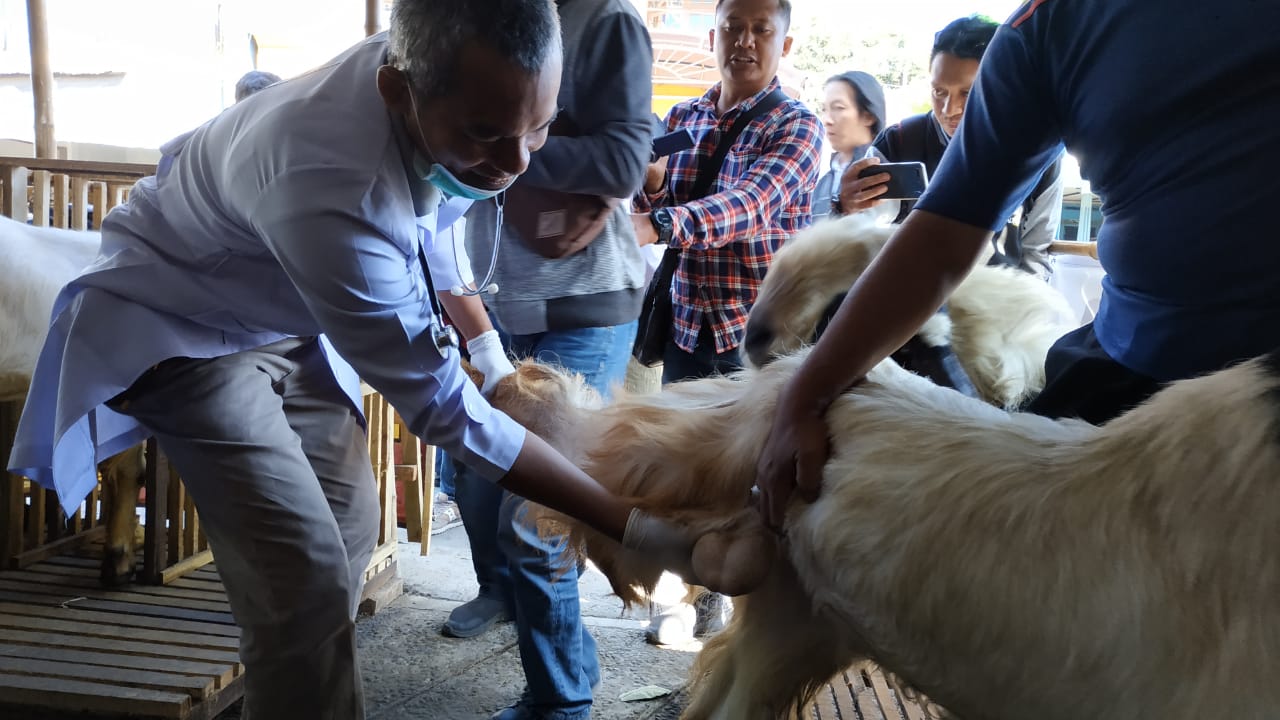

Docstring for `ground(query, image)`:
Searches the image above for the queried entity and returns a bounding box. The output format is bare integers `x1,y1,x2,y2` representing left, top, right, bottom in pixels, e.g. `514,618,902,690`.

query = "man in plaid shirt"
631,0,821,644
634,0,821,383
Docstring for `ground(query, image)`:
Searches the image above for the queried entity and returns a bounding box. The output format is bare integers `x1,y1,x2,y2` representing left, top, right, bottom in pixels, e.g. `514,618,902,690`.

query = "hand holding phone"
836,157,891,213
855,161,928,201
651,113,695,163
651,129,695,162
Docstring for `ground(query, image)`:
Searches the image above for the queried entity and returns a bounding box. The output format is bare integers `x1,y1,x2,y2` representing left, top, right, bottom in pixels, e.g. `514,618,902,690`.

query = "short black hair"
715,0,792,32
931,15,999,62
390,0,561,98
234,70,282,103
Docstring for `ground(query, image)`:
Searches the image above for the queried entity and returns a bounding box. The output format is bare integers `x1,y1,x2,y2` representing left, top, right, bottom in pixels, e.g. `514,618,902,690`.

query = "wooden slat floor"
0,546,243,720
791,665,941,720
658,664,940,720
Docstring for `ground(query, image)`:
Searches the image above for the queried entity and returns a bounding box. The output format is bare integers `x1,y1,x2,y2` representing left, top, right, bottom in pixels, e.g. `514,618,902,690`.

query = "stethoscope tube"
450,193,503,297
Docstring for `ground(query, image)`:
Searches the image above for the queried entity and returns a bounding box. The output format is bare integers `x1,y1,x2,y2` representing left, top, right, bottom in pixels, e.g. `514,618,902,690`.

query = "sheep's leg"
683,565,856,720
100,445,143,587
0,374,32,403
680,619,744,720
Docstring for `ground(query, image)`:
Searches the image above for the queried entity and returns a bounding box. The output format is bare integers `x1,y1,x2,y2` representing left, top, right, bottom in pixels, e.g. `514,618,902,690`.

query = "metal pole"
365,0,381,37
26,0,56,159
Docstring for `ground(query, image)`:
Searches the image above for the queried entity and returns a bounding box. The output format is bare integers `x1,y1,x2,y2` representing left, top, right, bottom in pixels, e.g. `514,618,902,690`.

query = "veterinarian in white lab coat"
7,2,701,717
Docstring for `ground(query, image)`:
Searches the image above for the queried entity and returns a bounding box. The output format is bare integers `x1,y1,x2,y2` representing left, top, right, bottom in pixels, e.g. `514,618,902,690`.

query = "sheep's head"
743,214,895,369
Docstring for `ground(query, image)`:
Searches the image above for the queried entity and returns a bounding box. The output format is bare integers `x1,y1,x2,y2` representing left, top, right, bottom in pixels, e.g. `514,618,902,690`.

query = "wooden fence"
0,155,415,593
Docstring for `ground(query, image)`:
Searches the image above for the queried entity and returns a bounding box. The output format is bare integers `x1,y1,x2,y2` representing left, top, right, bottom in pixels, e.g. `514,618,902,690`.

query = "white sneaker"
644,600,697,646
692,592,731,637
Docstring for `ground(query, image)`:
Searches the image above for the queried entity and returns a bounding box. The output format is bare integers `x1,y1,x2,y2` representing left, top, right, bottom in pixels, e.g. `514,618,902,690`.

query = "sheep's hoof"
692,528,777,597
100,549,136,588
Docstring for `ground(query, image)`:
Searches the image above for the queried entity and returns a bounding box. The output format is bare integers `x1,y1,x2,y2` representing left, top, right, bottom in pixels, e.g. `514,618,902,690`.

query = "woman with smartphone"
812,71,888,220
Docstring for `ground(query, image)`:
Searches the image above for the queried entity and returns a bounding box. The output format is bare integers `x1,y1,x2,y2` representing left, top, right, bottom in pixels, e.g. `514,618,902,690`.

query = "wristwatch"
649,208,675,245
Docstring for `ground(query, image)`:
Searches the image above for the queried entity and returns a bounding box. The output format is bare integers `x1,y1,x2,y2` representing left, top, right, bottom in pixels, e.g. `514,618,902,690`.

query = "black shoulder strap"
1024,154,1062,216
881,115,930,224
890,113,930,166
689,87,788,200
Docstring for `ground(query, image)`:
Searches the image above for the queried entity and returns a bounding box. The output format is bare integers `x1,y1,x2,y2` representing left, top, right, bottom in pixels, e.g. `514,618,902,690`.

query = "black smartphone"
651,128,695,162
857,161,929,200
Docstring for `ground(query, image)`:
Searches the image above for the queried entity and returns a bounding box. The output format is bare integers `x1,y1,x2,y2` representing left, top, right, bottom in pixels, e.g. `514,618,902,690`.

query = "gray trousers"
109,336,380,719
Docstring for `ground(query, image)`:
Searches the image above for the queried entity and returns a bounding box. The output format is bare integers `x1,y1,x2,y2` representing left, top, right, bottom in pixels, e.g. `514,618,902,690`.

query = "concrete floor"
228,524,696,720
346,524,696,720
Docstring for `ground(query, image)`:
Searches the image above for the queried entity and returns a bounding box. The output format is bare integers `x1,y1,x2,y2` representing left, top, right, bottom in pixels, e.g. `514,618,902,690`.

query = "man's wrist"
622,508,702,585
644,168,669,195
649,208,675,245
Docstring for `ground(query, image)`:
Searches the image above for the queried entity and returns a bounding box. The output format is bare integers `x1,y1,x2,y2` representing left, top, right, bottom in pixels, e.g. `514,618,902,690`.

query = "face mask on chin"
412,152,512,201
406,87,514,201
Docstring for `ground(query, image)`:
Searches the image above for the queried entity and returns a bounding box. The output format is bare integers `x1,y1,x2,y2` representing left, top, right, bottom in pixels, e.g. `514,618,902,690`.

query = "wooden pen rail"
1048,240,1099,259
0,156,154,231
2,164,407,598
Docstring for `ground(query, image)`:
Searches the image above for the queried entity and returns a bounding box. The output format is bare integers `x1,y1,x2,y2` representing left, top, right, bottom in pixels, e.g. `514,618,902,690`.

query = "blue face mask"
404,88,514,201
412,152,512,201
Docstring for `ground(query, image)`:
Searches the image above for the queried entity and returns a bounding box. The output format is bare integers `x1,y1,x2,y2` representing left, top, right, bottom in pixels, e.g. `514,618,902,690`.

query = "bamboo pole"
365,0,381,37
26,0,56,159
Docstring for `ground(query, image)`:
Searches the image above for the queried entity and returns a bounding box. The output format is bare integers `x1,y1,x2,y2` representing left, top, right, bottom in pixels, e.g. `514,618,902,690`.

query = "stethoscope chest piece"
429,320,459,357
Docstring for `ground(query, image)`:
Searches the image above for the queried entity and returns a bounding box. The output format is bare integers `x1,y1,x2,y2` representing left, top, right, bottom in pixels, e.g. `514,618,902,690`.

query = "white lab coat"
9,33,525,515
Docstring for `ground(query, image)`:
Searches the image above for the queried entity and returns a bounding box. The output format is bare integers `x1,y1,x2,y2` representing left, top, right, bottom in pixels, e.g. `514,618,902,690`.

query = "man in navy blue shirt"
756,0,1280,526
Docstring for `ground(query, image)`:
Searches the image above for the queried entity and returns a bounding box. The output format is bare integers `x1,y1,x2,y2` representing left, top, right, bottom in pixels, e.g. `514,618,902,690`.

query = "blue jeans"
662,320,743,384
454,320,637,718
435,446,456,499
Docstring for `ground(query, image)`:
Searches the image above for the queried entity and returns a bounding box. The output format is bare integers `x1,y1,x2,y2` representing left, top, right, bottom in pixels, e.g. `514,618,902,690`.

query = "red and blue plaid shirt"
640,79,821,354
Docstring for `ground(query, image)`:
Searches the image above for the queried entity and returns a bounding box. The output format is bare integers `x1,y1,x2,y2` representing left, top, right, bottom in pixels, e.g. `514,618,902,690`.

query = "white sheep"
743,214,1078,409
1,214,143,585
0,215,101,400
483,346,1280,720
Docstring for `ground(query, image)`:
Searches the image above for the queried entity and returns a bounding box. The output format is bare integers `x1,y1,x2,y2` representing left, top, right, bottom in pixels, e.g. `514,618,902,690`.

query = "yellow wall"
652,81,712,118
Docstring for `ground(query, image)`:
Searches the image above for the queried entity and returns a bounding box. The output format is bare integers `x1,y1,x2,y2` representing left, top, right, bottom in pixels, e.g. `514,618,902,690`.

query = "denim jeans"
454,320,637,718
435,446,456,499
661,320,743,384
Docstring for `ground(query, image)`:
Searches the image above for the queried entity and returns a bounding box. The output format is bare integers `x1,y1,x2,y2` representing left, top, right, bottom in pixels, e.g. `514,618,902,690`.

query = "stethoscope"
449,192,503,297
417,192,504,356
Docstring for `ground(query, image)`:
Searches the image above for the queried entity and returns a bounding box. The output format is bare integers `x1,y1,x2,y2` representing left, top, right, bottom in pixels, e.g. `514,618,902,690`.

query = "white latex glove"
621,509,702,587
466,329,516,396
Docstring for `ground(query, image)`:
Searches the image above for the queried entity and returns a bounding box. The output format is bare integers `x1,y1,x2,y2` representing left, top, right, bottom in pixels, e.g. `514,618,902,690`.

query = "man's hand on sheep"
623,509,778,596
691,512,779,596
465,330,516,397
755,380,834,529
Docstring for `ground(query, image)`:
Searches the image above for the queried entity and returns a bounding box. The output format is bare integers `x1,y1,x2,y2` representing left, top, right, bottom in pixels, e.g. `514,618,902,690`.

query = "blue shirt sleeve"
914,24,1066,233
249,167,526,482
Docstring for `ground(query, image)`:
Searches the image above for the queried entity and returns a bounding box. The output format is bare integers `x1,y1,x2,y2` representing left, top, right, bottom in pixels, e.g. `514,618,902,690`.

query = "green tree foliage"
788,15,932,110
